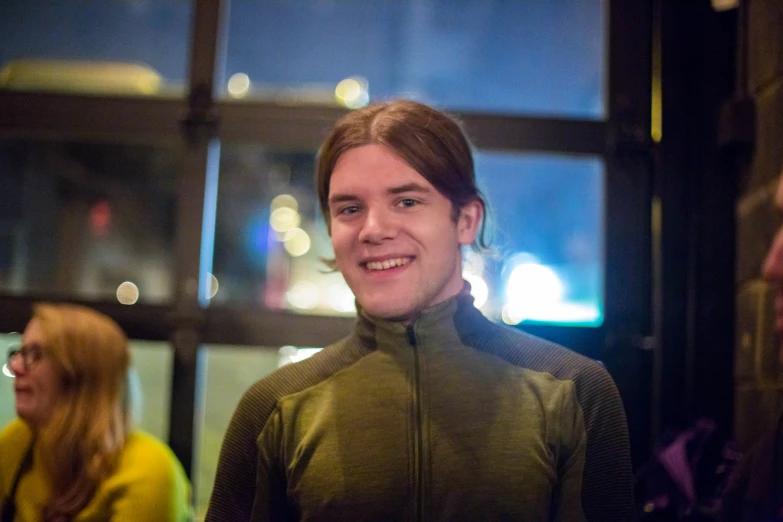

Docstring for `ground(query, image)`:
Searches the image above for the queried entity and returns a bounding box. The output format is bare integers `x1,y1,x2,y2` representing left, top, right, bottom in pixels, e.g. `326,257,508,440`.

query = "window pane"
475,152,604,327
0,333,21,428
0,140,179,304
211,146,353,316
129,341,173,441
212,146,604,326
223,0,605,118
0,334,173,442
195,345,319,518
0,0,192,97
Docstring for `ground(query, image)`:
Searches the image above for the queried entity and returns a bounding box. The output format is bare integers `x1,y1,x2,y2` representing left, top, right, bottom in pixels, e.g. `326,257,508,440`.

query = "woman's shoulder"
0,418,32,447
107,430,190,496
125,430,175,454
120,430,186,477
0,419,33,494
96,431,191,519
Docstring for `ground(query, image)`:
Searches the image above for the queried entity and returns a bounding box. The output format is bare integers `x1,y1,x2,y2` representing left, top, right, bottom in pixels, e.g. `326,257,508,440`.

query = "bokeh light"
270,194,298,212
463,271,489,308
207,273,219,299
283,228,311,257
227,73,251,98
325,283,355,313
285,281,319,310
269,207,301,233
504,262,564,324
116,281,140,305
278,346,323,367
335,76,369,109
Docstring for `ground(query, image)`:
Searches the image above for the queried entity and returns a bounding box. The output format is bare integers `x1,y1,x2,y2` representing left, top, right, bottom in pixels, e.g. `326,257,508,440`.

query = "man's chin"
360,299,417,323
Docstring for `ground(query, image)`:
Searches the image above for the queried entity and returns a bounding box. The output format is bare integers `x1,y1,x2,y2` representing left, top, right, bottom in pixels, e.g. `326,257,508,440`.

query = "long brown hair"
32,303,130,520
316,99,490,249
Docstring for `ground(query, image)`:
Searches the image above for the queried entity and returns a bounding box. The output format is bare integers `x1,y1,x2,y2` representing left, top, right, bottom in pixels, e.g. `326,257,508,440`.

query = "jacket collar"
353,281,486,354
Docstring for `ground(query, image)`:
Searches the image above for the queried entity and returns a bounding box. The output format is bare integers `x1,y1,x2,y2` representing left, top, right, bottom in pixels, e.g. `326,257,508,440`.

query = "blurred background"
0,0,779,518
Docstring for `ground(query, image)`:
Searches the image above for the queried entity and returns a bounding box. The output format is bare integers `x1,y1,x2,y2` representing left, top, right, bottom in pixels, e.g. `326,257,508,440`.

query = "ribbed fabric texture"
455,303,635,521
206,291,634,522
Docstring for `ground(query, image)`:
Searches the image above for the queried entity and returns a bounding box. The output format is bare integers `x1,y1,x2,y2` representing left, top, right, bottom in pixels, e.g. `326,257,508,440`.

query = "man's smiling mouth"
364,257,413,271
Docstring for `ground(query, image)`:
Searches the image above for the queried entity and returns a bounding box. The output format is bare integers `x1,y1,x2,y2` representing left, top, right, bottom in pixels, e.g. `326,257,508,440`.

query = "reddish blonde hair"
32,303,130,520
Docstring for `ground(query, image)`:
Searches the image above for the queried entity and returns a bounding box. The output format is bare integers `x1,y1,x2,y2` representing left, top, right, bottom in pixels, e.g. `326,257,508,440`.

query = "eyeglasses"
6,343,44,376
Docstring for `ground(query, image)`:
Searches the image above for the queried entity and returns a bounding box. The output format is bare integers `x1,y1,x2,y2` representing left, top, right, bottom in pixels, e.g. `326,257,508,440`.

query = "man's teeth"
366,258,411,271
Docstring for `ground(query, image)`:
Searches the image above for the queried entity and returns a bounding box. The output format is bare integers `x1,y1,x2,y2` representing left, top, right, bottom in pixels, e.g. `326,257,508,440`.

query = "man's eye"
398,198,418,208
339,205,360,215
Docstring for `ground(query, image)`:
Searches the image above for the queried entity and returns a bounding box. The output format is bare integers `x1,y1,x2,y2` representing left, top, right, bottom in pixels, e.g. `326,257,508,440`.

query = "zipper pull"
406,325,417,345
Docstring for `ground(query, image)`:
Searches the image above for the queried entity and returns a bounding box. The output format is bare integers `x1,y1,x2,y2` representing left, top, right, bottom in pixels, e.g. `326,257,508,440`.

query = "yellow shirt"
0,419,191,521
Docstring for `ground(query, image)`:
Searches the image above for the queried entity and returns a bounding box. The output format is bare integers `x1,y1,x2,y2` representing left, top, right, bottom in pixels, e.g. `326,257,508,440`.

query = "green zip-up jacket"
206,290,634,521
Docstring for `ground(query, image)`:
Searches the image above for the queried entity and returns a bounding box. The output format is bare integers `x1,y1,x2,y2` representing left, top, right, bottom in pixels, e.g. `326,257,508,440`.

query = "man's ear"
457,200,483,246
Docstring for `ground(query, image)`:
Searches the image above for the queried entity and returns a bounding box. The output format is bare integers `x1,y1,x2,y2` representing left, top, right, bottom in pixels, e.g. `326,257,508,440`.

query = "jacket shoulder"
468,319,605,380
231,335,367,433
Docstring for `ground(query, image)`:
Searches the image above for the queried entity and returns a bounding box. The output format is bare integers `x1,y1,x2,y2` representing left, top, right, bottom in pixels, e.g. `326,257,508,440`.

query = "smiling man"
327,143,480,322
206,100,634,522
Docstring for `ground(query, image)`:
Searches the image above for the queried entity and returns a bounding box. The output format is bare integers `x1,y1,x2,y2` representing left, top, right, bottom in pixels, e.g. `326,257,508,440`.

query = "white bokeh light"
278,346,323,367
504,263,564,324
227,73,251,98
285,281,319,310
206,273,219,299
270,207,301,233
463,272,489,308
335,76,370,109
325,283,355,313
270,194,298,212
283,228,311,257
116,281,140,305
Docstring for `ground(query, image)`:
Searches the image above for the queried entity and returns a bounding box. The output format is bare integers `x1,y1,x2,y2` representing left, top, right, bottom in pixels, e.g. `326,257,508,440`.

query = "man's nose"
358,206,397,244
763,230,783,282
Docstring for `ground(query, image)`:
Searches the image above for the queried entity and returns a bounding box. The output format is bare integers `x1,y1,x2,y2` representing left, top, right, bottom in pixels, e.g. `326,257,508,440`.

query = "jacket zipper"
407,324,423,522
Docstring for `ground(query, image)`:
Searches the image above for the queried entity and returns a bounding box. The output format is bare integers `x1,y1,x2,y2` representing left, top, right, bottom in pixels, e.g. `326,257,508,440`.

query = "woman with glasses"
0,303,191,521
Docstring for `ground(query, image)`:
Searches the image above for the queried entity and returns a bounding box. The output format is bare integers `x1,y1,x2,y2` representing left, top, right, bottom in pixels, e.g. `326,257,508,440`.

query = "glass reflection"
213,147,351,316
0,0,191,96
224,0,605,117
475,152,604,326
0,140,178,303
214,146,604,326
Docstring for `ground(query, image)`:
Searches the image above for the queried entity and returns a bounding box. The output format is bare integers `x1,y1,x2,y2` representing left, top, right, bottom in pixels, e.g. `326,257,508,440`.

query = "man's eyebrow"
387,183,431,195
328,193,359,205
328,183,431,205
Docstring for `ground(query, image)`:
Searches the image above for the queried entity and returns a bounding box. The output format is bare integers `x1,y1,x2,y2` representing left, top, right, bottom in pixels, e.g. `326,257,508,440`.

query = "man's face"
763,176,783,349
328,144,481,322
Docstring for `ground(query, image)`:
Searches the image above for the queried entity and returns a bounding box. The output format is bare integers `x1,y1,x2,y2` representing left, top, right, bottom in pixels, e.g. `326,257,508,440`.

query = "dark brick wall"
734,0,783,451
747,0,783,94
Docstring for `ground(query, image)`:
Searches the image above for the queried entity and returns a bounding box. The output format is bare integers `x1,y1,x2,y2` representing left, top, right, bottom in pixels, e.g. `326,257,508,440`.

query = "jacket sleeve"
550,381,588,522
577,364,636,522
205,391,266,522
205,392,291,522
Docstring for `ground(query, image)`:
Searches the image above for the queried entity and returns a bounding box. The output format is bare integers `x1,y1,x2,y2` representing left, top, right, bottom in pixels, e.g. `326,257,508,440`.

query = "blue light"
243,212,271,269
